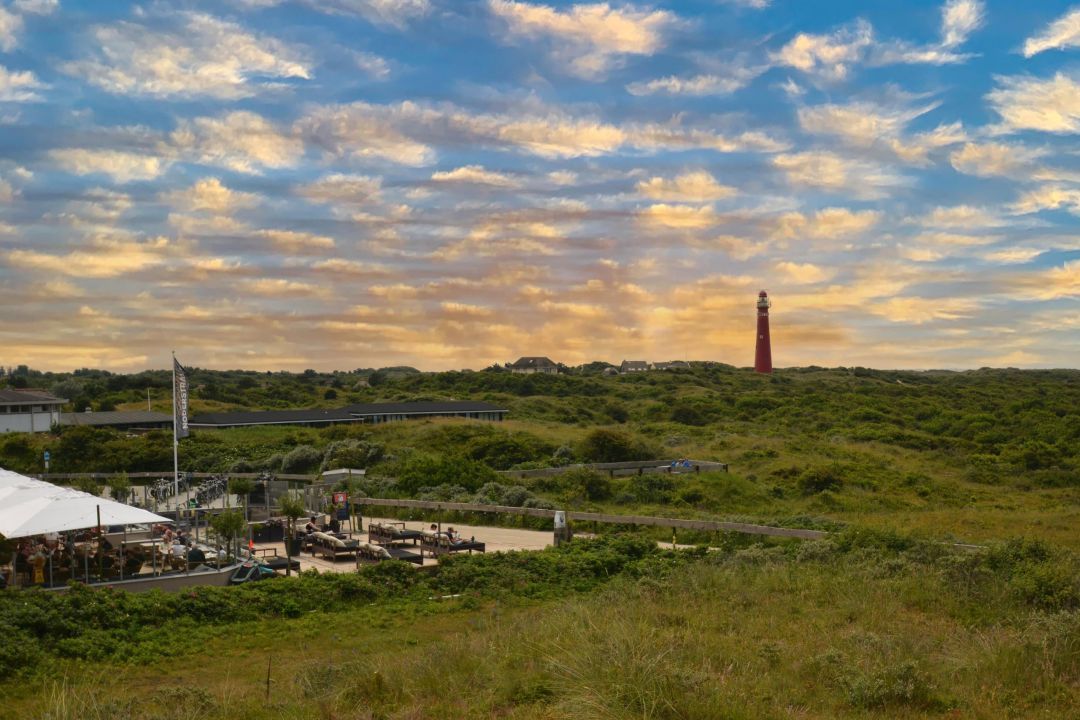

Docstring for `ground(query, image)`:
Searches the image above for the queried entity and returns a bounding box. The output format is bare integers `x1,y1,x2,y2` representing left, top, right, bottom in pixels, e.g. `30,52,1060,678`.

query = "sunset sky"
0,0,1078,372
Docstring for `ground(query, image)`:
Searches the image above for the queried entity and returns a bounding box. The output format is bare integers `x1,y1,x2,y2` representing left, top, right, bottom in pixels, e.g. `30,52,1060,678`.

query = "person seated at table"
169,539,188,568
161,527,175,545
187,544,206,564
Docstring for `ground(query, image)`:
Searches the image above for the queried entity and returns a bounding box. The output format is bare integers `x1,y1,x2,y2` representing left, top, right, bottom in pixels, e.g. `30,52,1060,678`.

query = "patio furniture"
367,521,423,546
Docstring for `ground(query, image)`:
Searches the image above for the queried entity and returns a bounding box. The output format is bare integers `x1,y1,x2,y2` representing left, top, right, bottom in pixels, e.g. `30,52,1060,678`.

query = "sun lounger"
355,541,423,566
420,531,486,557
367,521,423,546
312,532,359,561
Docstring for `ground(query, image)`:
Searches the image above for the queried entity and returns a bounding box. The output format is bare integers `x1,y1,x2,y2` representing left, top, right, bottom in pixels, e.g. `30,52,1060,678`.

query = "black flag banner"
173,357,190,439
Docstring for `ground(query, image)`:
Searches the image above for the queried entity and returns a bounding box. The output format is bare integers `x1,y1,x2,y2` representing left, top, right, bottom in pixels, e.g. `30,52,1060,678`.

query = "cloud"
1010,185,1080,215
296,100,783,164
626,62,765,96
772,20,873,81
869,296,979,324
297,174,382,207
173,111,303,173
772,207,881,241
940,0,984,48
242,278,327,297
314,0,429,28
6,236,172,277
162,177,260,214
62,13,310,99
917,205,1006,229
1006,260,1079,300
488,0,680,79
949,141,1044,177
775,261,834,284
797,100,964,162
49,148,168,183
1023,7,1080,57
771,151,903,198
254,229,336,251
870,0,983,66
639,203,716,229
636,171,736,201
0,7,22,52
432,165,520,187
13,0,57,13
0,65,43,102
350,50,391,80
987,73,1080,134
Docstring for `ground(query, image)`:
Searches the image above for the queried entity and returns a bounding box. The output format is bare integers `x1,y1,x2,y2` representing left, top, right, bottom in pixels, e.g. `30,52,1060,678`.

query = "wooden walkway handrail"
350,497,825,540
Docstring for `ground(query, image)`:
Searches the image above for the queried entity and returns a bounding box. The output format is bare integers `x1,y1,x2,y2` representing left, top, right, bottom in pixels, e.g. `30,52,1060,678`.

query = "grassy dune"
5,532,1080,720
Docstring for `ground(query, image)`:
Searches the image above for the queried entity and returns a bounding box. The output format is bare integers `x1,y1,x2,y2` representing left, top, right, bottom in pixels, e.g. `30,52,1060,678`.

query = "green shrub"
797,466,845,495
579,429,658,463
280,445,322,473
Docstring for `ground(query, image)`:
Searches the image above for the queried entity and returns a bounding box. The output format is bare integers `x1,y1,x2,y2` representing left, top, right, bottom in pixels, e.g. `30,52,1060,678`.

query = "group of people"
156,525,219,567
428,524,469,544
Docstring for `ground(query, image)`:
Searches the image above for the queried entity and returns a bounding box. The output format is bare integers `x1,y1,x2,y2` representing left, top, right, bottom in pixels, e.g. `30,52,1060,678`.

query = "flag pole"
172,351,179,502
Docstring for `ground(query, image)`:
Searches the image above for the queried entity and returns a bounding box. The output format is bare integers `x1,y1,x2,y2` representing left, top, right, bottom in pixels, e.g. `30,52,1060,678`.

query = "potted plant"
278,494,306,576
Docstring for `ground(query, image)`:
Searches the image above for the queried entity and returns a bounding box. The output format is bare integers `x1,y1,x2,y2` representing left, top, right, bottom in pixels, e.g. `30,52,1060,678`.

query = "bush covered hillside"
1,365,1078,545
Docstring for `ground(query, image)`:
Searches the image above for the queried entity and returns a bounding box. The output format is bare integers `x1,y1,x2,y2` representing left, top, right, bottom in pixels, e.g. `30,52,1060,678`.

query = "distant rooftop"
0,389,66,405
60,410,173,428
191,401,508,428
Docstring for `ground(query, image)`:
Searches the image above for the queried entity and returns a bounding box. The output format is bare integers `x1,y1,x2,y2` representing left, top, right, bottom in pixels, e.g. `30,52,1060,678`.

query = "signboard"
336,506,349,521
332,491,348,505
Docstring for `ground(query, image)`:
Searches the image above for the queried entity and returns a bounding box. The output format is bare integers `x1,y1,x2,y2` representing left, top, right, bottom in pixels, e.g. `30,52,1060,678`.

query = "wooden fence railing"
350,497,825,540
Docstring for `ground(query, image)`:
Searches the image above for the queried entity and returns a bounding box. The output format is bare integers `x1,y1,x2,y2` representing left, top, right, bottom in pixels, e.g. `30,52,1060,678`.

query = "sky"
0,0,1078,372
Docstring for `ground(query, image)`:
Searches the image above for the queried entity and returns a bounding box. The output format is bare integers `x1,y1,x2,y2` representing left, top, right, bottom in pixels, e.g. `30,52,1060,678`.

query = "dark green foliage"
280,444,322,473
579,429,658,463
395,454,500,494
797,466,846,495
0,536,668,677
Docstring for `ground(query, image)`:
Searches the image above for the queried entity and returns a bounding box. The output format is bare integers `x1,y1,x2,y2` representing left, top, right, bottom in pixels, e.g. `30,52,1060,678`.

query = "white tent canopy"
0,468,170,539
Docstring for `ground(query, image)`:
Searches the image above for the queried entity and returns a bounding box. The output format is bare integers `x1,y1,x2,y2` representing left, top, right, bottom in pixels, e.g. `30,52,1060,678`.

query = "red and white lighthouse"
754,290,772,374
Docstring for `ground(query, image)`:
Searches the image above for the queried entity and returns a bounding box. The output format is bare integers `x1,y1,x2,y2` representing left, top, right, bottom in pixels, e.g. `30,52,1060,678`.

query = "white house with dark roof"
620,360,649,373
0,389,67,433
508,356,558,374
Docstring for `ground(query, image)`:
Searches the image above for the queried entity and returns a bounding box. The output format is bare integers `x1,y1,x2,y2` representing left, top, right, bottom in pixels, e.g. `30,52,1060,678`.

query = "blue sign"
43,451,50,461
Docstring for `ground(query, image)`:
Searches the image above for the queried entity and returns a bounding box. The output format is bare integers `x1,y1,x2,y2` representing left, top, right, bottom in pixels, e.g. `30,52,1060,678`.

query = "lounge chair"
367,521,423,546
312,533,359,561
420,531,486,557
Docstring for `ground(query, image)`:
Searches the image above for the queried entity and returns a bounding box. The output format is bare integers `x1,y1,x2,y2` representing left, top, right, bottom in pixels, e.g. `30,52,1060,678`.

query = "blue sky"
0,0,1077,371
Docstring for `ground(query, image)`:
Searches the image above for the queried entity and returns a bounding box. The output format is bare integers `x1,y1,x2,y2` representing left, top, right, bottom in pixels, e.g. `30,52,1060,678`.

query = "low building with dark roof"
508,356,558,374
0,389,66,433
191,401,508,429
652,361,691,371
60,410,174,431
620,360,649,373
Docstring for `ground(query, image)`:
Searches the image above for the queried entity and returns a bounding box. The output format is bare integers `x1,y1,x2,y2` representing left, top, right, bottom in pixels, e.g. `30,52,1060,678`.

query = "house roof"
653,361,691,370
191,401,508,427
60,410,173,427
191,407,360,427
342,401,507,416
0,389,66,405
620,360,648,370
509,356,556,368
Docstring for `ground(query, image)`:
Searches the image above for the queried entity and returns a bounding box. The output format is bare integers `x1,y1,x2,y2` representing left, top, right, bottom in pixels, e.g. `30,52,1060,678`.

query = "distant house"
508,357,558,375
191,401,508,429
620,360,649,374
652,361,691,371
0,389,66,433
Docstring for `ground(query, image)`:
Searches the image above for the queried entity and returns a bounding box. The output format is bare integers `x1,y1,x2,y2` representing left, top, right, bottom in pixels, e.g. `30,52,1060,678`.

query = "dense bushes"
579,428,659,463
0,536,668,678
